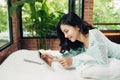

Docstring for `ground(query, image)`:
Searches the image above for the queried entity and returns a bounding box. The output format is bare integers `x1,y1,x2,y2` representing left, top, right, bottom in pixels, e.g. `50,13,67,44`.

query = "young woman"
41,12,120,68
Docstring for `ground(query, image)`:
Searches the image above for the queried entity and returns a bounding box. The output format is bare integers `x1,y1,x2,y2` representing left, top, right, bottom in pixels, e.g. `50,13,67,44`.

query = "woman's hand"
59,57,72,68
41,53,54,66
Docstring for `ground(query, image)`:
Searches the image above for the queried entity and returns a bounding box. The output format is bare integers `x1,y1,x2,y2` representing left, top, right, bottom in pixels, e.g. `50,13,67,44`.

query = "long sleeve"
71,29,109,67
71,52,96,67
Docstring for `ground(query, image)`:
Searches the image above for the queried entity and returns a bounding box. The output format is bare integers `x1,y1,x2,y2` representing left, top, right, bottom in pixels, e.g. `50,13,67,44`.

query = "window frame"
0,0,13,51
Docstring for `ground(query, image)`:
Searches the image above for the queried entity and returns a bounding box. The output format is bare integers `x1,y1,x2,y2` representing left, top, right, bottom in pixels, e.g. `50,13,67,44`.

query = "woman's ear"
76,26,80,31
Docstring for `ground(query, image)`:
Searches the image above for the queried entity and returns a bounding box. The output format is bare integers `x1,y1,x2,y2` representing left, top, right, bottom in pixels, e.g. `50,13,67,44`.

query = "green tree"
0,5,7,32
94,0,120,30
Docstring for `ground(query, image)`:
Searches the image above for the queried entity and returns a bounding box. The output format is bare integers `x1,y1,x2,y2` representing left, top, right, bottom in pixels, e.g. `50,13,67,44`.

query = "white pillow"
77,58,120,80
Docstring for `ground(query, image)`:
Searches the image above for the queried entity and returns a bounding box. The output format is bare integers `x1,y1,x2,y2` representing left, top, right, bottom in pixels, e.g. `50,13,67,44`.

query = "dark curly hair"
57,12,93,53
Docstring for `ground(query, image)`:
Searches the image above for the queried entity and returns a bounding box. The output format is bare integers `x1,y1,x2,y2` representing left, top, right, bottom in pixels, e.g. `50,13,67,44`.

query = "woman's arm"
71,29,110,67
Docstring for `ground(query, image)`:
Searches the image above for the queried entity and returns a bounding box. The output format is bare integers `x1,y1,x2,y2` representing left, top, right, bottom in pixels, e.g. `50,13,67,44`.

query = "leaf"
10,0,25,16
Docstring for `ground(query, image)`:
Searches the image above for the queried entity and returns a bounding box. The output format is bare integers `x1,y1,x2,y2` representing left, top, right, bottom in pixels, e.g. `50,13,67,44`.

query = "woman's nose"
65,34,68,38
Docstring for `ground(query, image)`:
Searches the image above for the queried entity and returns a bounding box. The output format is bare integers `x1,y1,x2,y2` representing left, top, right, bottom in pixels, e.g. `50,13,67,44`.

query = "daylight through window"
0,0,12,50
93,0,120,30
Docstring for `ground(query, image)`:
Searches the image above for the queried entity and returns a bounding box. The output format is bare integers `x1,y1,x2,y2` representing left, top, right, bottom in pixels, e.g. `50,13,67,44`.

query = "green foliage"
0,5,7,32
93,0,120,30
10,0,65,37
10,0,66,49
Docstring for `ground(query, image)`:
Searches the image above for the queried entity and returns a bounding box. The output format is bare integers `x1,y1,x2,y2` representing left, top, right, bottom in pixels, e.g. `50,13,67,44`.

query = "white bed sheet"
0,49,120,80
0,49,83,80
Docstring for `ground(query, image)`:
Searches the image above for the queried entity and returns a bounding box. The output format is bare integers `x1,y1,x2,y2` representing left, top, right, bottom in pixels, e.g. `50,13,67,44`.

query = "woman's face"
60,24,81,42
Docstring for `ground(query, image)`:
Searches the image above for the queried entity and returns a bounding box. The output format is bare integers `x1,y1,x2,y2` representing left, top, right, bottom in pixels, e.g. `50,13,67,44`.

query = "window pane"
0,0,12,50
75,0,83,18
93,0,120,30
21,0,68,37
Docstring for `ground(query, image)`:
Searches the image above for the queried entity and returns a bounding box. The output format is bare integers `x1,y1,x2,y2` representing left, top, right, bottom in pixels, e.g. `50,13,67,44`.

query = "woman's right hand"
41,53,54,66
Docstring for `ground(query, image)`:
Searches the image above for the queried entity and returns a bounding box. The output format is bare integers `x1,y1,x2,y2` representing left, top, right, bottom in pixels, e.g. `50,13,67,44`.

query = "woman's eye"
65,30,68,33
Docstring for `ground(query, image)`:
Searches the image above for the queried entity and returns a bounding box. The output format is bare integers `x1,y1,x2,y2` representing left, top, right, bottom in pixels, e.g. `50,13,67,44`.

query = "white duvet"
0,49,120,80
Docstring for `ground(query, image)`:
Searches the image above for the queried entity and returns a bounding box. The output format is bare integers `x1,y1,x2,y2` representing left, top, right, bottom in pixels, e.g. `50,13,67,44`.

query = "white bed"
0,49,120,80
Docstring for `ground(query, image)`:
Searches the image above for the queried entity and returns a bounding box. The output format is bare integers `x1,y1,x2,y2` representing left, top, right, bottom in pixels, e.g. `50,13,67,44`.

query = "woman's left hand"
59,57,72,68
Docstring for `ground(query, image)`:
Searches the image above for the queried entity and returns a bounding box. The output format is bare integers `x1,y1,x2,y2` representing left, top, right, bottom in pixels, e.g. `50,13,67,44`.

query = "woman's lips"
68,36,72,40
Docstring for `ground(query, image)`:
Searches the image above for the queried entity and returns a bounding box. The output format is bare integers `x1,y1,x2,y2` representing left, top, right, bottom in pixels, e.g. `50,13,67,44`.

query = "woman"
41,12,120,68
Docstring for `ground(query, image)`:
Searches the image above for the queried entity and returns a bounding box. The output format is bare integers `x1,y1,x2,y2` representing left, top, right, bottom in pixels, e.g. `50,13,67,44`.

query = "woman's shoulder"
89,29,105,41
89,29,100,32
89,29,103,35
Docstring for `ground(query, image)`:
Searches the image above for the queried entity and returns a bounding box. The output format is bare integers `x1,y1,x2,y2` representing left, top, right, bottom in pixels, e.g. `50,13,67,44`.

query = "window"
20,0,68,37
69,0,84,19
93,0,120,30
0,0,13,51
